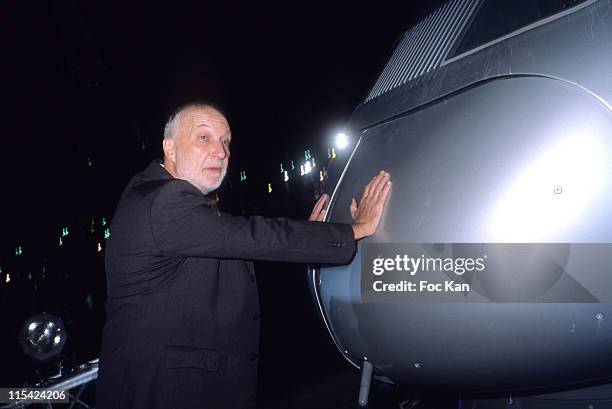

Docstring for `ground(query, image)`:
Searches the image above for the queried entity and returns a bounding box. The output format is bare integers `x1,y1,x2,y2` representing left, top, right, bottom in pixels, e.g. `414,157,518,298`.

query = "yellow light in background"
487,132,606,241
5,274,10,284
267,183,272,193
283,171,289,182
97,242,102,253
320,171,324,182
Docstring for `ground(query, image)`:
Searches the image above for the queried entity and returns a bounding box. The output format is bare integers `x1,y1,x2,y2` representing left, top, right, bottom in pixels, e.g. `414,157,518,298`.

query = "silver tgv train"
310,0,612,402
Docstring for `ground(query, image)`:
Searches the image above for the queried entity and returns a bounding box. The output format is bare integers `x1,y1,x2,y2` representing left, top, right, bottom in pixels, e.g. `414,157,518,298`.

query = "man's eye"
199,135,209,141
222,139,230,146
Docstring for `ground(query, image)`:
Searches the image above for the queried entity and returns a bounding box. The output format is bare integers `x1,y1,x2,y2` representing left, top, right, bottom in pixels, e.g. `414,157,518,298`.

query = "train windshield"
450,0,589,58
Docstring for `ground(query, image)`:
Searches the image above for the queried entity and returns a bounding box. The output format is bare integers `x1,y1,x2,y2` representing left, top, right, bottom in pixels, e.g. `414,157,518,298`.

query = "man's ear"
162,138,176,162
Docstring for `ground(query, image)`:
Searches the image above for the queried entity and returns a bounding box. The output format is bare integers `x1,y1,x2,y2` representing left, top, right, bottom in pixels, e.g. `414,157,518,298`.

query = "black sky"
2,0,445,253
2,0,450,393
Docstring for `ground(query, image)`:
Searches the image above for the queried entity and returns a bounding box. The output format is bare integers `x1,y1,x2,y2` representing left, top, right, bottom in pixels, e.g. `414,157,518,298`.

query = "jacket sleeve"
150,179,356,264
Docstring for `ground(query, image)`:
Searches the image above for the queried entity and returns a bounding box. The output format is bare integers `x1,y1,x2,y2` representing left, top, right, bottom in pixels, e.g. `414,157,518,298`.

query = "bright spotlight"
335,133,348,150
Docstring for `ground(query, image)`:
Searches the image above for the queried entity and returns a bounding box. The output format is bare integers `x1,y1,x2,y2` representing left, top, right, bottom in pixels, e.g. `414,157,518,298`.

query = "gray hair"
163,102,226,140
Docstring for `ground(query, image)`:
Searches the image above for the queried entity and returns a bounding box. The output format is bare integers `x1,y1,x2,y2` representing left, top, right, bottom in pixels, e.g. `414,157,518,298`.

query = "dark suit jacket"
95,160,356,409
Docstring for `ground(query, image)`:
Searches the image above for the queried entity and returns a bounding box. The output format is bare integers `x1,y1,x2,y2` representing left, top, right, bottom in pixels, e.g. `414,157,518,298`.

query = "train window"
450,0,589,58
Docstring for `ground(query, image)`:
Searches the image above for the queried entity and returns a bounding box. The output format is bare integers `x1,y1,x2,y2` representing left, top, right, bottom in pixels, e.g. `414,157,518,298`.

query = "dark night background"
2,1,445,407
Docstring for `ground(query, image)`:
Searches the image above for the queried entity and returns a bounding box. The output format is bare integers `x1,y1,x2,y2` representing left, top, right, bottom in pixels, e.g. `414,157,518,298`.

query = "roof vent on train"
365,0,479,103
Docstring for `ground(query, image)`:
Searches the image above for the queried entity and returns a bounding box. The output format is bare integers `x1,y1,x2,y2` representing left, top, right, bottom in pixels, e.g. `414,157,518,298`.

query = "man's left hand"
308,194,329,222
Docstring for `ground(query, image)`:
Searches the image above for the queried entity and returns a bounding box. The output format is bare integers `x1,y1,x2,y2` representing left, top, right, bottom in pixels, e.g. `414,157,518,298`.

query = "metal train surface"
310,0,612,396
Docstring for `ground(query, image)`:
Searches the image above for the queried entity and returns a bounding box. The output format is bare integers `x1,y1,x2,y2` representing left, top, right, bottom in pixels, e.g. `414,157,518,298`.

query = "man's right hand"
350,170,391,240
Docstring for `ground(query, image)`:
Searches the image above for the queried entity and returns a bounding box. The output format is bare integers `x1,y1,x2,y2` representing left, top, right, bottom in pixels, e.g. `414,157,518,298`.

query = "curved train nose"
313,75,612,392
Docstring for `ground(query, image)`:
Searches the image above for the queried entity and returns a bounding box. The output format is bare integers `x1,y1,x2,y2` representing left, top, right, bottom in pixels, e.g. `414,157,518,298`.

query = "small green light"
62,227,69,237
304,149,312,160
86,293,95,311
59,237,63,246
104,228,110,240
240,171,247,181
280,163,284,173
290,161,295,170
102,217,107,226
15,246,22,256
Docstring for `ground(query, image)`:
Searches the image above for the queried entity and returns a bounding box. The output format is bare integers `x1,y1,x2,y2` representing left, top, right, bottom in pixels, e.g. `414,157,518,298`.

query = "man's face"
164,106,231,194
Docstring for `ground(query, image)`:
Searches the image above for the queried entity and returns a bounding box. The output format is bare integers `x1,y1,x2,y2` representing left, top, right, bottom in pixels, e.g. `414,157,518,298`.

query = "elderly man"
95,102,391,409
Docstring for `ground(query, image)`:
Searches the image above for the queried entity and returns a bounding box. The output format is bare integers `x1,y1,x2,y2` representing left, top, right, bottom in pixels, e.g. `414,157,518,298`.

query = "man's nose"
211,139,228,159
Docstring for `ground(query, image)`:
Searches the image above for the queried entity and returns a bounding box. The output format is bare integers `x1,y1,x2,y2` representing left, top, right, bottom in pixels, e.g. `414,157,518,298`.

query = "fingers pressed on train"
350,198,358,219
379,178,391,206
315,194,328,213
363,170,384,198
371,171,390,198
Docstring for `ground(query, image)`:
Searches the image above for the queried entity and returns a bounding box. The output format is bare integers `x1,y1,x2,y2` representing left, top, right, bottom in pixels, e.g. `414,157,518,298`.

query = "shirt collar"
141,159,173,181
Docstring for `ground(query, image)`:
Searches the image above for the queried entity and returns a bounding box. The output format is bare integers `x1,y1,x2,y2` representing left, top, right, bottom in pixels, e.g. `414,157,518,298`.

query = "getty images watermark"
361,243,612,303
371,253,487,293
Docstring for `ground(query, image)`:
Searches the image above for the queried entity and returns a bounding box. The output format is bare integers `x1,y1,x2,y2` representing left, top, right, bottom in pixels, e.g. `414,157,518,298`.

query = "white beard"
198,167,227,195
